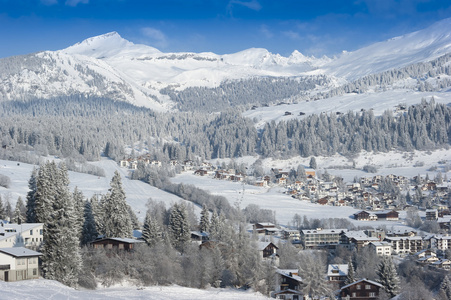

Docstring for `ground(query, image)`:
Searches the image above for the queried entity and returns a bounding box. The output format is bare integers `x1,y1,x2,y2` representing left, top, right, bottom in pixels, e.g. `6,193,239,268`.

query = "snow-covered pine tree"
128,205,140,230
199,205,210,233
309,157,317,169
345,259,356,285
35,162,58,224
168,202,190,252
0,195,5,220
209,210,220,240
102,171,133,238
376,256,400,298
440,274,451,300
26,168,38,223
72,187,85,241
40,162,82,287
81,200,99,246
142,209,162,247
13,197,26,224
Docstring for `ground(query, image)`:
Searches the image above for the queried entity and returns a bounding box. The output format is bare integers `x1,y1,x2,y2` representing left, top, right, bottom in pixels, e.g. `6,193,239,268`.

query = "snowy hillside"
0,279,269,300
0,18,450,110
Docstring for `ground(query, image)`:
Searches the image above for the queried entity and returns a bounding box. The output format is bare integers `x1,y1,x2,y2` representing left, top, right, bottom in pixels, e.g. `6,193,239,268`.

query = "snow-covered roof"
94,237,144,244
0,223,43,242
0,247,42,257
191,231,209,237
385,236,423,241
344,230,379,241
327,264,348,277
341,278,383,290
369,241,391,247
301,228,347,235
276,269,303,283
257,241,277,251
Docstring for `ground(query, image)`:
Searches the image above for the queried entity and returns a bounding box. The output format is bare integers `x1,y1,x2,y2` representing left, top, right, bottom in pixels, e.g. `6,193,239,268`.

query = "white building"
431,235,451,252
369,241,392,256
0,222,44,250
0,247,42,281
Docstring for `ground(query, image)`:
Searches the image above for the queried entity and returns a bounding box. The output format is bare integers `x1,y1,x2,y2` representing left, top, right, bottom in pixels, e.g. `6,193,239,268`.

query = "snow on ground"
0,158,199,222
0,279,269,300
243,90,451,128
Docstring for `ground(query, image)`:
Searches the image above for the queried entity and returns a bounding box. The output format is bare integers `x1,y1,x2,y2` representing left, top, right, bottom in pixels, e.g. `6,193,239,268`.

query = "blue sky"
0,0,451,58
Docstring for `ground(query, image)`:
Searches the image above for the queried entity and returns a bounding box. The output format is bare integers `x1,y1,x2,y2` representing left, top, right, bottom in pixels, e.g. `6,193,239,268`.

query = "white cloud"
65,0,89,6
227,0,262,15
283,30,301,40
141,27,168,48
260,24,273,38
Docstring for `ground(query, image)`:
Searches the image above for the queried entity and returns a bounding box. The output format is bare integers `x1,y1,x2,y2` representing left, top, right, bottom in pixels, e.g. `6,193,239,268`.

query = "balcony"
0,265,10,270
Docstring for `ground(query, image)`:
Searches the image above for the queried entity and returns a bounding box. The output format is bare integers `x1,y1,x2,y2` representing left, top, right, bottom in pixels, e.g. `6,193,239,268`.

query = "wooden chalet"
90,237,144,251
272,269,304,300
340,278,383,300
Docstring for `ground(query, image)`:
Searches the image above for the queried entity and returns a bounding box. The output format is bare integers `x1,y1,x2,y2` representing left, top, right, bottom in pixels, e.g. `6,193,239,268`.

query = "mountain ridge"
0,17,450,111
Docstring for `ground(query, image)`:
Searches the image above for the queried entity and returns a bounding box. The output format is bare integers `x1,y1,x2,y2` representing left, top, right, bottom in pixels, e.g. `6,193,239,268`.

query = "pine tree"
102,171,133,238
0,195,5,220
309,157,317,169
199,205,210,233
72,187,85,241
40,162,82,287
345,259,356,285
81,200,98,246
376,256,400,298
4,200,13,221
128,205,140,230
209,210,221,240
142,209,162,247
13,197,26,224
168,202,190,252
440,274,451,300
26,168,38,223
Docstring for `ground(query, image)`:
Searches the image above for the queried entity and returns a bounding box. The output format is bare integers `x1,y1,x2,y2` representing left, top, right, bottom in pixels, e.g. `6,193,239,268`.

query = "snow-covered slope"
325,18,451,80
0,18,451,110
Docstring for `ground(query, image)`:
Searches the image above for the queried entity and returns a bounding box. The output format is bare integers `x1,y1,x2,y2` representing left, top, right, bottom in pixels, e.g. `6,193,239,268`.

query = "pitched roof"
276,269,303,283
91,237,144,244
341,278,384,290
0,247,42,257
327,264,348,277
257,241,278,251
0,223,43,242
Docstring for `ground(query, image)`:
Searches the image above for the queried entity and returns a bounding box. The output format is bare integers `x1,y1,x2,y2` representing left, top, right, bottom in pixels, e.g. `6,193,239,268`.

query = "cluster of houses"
119,156,215,172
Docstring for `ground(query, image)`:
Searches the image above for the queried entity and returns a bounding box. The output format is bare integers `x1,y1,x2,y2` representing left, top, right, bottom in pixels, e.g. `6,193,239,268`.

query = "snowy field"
243,90,451,128
0,158,199,222
0,280,269,300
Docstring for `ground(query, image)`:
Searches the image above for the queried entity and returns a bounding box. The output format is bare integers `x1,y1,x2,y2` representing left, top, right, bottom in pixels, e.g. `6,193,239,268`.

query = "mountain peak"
62,31,160,59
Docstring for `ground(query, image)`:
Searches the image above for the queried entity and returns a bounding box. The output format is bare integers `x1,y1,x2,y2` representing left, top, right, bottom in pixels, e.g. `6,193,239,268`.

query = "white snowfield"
0,280,269,300
0,158,200,223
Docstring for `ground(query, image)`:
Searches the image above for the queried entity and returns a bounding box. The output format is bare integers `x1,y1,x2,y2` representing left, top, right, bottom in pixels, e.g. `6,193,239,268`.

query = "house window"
278,295,285,300
30,230,33,235
366,284,371,289
352,292,356,297
357,284,361,290
40,229,43,235
33,268,37,276
369,292,376,297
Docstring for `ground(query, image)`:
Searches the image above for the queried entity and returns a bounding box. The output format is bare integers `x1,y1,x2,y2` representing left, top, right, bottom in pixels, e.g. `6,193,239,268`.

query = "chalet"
253,222,278,235
340,231,379,251
190,231,209,243
257,241,278,259
194,169,208,176
0,247,42,282
304,168,316,178
431,259,451,270
373,210,399,221
425,209,438,221
272,269,304,300
327,264,348,286
90,237,144,251
0,222,43,250
340,278,383,300
255,180,267,187
353,210,377,221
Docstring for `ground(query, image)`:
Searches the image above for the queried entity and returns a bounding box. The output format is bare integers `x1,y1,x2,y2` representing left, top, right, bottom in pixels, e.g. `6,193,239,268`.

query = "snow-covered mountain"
0,18,451,110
